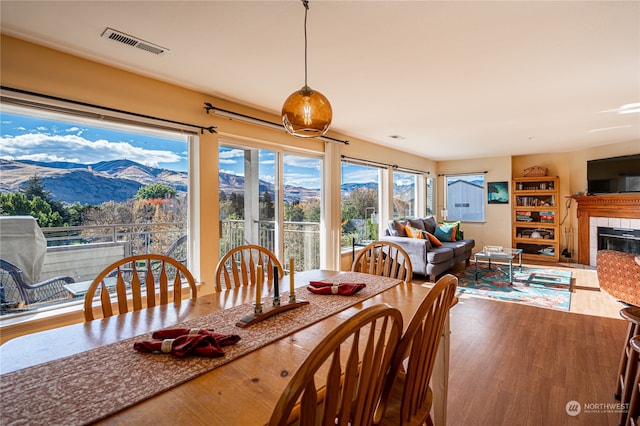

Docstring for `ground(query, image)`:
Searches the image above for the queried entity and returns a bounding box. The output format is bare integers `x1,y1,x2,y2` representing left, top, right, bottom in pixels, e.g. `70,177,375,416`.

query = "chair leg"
622,335,640,426
618,322,637,400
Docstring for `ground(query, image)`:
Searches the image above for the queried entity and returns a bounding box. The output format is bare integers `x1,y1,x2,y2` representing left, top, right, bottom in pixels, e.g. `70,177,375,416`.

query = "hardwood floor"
415,263,629,425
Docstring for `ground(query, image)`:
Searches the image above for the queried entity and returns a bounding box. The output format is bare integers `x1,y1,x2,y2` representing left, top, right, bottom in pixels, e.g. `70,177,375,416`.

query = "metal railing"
219,219,321,271
41,222,187,257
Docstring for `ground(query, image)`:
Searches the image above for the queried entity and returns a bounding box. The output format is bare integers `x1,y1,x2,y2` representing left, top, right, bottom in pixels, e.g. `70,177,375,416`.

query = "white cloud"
0,133,182,168
219,169,242,176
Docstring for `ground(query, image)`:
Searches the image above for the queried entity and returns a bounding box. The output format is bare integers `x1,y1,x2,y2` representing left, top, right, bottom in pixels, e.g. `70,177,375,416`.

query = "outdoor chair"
375,274,458,425
351,240,413,283
268,304,403,426
215,244,283,292
83,254,197,321
0,258,74,311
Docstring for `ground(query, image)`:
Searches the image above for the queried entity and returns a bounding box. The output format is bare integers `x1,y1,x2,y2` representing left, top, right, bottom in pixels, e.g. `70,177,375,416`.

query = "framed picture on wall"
487,181,509,204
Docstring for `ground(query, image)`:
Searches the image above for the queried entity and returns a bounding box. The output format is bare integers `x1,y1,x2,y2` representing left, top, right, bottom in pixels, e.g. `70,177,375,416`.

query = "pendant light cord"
302,0,309,87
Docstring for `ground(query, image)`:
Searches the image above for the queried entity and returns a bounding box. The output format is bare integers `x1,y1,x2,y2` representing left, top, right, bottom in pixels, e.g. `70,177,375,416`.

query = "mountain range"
0,159,413,205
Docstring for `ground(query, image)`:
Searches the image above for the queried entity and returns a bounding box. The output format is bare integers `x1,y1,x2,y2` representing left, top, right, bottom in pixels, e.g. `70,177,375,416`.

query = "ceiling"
1,1,639,161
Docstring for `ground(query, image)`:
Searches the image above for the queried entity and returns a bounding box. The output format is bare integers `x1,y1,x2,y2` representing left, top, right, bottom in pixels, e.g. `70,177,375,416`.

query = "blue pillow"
434,224,456,242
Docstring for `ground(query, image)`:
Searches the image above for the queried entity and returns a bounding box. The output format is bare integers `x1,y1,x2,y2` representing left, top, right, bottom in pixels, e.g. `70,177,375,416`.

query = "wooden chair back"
83,254,197,321
269,304,404,426
351,241,413,283
376,274,458,425
215,244,283,291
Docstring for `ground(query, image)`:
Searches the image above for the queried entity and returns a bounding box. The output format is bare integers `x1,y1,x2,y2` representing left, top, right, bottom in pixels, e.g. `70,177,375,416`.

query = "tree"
260,191,275,221
285,200,304,222
303,198,321,222
22,174,51,200
134,183,177,200
342,187,378,220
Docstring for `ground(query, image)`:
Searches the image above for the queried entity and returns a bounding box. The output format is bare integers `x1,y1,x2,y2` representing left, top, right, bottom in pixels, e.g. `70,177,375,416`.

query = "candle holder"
236,297,309,328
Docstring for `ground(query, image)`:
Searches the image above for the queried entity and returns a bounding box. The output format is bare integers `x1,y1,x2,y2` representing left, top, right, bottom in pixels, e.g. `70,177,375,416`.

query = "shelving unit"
512,176,560,262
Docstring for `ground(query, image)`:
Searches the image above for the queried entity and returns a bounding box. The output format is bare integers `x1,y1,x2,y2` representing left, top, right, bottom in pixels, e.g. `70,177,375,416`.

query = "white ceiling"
1,1,639,161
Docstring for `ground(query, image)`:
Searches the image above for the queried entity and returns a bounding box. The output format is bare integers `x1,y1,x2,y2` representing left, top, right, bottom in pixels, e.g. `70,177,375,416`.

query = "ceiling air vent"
101,28,168,55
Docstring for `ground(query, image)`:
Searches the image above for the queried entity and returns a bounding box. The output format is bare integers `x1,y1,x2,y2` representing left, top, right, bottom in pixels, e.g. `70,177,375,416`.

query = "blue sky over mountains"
1,110,379,189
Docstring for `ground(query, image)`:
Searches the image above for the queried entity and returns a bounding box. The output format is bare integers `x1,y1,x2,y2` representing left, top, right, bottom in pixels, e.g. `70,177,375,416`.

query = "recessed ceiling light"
388,135,405,140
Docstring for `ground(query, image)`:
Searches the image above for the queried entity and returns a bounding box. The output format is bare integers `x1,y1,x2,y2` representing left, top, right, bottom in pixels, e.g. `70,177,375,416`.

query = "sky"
1,109,383,189
0,110,189,172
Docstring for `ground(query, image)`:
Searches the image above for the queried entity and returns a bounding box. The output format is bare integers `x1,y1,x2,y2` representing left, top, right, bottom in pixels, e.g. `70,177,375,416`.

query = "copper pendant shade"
282,1,332,138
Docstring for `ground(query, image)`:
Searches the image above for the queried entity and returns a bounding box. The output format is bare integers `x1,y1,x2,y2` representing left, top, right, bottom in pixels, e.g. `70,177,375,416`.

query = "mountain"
2,158,410,206
1,159,321,205
0,159,187,204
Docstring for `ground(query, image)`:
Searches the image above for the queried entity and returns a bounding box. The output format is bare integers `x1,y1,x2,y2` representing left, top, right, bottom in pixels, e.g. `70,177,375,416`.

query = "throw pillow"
424,231,442,247
388,220,408,237
440,220,463,240
422,216,437,234
393,220,408,237
434,224,456,242
405,225,424,239
408,219,426,232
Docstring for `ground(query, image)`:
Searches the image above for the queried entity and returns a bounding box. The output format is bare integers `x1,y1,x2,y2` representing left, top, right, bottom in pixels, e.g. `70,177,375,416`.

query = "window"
444,174,485,221
340,162,381,247
0,105,191,317
393,171,417,219
219,143,322,272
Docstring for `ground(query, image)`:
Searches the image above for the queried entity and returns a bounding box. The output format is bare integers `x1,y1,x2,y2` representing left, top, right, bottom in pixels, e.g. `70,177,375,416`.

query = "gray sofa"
381,216,475,282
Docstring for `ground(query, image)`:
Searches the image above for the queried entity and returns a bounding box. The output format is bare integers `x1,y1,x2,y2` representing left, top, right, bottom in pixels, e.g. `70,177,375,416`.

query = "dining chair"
374,273,458,426
215,244,283,291
268,304,404,426
351,240,413,283
626,335,640,426
617,307,640,425
83,254,197,321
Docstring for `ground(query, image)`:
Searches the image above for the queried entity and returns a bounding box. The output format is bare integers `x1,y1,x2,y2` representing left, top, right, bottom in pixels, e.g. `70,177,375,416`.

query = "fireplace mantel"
573,194,640,264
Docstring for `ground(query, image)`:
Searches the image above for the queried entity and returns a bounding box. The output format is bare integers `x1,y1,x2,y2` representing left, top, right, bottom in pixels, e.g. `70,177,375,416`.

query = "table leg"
518,252,523,271
509,259,513,284
474,256,478,281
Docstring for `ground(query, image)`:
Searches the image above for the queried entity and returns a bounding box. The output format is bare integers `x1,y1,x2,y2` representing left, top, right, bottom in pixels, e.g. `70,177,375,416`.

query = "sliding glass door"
219,144,322,271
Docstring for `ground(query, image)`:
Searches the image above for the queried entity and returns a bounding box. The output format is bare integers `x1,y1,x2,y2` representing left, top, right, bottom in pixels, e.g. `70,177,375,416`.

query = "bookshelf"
512,176,560,262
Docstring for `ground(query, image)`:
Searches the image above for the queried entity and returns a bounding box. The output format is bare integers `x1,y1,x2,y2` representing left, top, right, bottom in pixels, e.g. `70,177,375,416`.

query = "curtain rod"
204,103,349,145
438,171,488,177
0,86,217,134
341,155,430,175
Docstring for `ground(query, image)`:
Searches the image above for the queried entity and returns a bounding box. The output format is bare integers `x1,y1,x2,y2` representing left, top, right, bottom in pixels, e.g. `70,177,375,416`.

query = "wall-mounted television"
587,154,640,194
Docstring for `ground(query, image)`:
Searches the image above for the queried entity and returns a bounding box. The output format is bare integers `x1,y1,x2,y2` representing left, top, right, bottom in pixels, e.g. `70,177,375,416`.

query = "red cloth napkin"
307,281,366,296
134,334,227,358
151,328,241,347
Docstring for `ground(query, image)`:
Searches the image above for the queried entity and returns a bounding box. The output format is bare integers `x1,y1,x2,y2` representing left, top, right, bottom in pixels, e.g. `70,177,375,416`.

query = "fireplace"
572,195,640,266
597,227,640,254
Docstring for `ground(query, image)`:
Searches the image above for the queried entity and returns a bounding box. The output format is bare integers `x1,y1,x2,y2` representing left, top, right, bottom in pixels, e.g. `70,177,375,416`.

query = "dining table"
0,269,452,426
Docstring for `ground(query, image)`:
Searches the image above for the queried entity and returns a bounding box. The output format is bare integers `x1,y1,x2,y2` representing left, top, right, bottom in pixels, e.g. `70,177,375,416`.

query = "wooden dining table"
0,270,451,425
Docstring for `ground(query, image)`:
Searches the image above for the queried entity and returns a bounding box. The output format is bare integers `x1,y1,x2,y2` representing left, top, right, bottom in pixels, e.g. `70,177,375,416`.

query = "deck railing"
219,219,321,272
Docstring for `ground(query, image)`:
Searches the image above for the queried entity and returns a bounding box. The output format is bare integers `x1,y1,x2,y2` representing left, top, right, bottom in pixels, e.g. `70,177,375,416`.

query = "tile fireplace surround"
573,195,640,266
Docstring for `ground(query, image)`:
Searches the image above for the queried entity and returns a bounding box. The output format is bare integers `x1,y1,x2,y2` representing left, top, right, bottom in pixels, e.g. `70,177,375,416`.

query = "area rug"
452,263,572,311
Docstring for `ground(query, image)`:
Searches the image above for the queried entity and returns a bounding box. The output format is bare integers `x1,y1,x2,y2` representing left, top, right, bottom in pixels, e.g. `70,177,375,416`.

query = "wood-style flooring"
414,263,628,426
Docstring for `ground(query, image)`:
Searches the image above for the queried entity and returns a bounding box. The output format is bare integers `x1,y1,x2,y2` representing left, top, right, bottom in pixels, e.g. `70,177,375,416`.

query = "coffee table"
474,246,523,284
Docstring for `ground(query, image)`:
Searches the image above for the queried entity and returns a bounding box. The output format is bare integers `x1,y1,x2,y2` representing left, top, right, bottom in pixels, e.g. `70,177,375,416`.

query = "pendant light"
281,0,332,138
